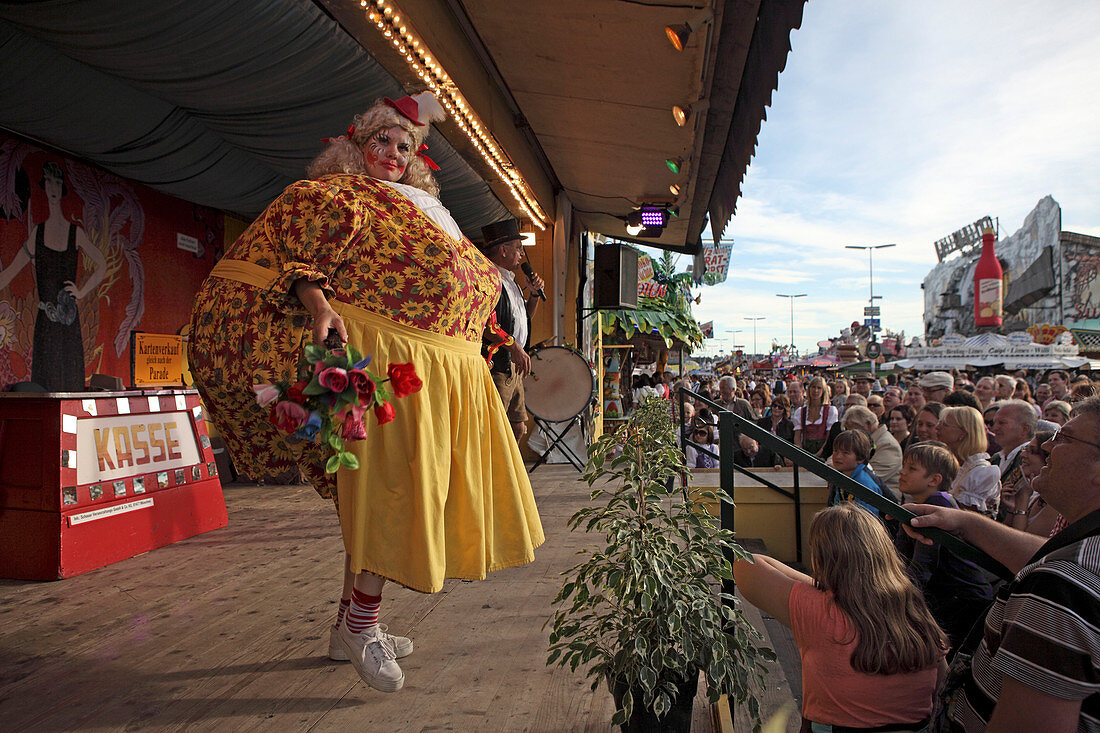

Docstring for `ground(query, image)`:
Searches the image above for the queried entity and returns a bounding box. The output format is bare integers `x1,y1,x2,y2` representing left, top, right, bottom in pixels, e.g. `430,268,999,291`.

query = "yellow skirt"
333,301,544,593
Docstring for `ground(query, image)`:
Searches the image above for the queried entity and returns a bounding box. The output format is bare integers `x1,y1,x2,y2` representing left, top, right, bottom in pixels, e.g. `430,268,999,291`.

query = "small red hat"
383,91,445,127
384,96,426,126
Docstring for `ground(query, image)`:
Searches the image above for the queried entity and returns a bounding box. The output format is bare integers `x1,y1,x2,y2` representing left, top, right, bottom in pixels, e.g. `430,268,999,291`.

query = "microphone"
520,262,546,300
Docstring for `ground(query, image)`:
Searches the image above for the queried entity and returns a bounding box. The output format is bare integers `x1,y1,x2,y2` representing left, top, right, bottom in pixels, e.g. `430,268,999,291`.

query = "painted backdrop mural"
0,135,223,391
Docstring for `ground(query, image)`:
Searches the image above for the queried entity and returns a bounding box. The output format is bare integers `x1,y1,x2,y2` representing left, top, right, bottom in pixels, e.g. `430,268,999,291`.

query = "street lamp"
776,294,806,357
845,243,896,376
744,317,765,360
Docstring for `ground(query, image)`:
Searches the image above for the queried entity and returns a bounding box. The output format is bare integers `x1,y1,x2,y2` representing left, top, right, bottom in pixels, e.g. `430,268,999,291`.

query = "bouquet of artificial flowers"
253,343,422,474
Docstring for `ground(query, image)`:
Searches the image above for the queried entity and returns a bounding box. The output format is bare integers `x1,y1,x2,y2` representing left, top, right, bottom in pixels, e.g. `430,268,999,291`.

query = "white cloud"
689,1,1100,355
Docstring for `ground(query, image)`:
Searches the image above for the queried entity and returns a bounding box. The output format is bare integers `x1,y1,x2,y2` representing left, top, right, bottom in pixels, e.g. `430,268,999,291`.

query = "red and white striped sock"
344,588,381,635
336,597,351,626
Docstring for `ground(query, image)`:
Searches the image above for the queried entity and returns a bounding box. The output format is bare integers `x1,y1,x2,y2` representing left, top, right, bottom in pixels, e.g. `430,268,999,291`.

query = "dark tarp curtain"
0,0,510,235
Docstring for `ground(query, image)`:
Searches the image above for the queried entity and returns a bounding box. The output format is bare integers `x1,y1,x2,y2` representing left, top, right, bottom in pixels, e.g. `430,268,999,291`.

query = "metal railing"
676,387,1012,603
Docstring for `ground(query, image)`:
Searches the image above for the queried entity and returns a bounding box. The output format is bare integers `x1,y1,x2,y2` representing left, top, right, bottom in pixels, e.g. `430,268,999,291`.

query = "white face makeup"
362,125,413,182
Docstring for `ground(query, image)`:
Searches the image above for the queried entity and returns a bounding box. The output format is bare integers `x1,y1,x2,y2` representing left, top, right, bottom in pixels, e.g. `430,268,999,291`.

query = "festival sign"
702,238,733,285
905,331,1083,369
131,333,184,387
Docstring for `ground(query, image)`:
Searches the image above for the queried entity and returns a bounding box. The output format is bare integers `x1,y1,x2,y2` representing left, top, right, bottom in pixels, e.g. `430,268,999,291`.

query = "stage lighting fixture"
665,157,682,174
640,206,668,228
664,9,713,51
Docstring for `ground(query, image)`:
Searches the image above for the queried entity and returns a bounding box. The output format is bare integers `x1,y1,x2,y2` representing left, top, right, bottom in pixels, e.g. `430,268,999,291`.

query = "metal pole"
744,317,764,362
869,248,876,379
776,295,806,360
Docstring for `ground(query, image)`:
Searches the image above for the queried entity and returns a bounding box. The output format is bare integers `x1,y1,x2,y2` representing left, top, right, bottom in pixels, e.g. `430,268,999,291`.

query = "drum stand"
529,413,586,472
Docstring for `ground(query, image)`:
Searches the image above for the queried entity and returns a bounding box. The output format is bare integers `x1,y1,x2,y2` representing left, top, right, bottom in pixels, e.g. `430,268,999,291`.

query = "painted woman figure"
0,161,106,391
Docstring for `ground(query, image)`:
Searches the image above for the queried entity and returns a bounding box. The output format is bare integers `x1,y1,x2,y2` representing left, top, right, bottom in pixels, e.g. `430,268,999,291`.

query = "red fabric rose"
252,383,280,408
341,411,368,441
272,400,309,433
348,368,376,403
387,362,423,398
374,401,396,425
318,367,349,393
286,380,309,404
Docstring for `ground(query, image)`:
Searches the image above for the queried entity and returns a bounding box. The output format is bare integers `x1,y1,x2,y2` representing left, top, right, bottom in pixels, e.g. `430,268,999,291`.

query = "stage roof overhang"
0,0,804,252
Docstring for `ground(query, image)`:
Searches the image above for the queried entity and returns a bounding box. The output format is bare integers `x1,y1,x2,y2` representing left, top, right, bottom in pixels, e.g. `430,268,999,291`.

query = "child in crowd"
685,422,720,469
894,443,994,648
733,505,947,730
827,429,886,518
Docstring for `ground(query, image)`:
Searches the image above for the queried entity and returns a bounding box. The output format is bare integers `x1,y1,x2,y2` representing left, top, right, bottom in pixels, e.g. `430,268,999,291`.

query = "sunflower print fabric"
188,175,501,500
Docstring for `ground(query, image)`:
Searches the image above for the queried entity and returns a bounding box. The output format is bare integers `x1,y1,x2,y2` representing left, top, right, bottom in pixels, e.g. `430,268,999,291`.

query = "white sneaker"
337,620,405,692
329,623,413,661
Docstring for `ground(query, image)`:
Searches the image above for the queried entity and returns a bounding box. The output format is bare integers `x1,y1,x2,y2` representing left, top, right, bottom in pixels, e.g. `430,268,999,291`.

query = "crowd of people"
670,366,1100,731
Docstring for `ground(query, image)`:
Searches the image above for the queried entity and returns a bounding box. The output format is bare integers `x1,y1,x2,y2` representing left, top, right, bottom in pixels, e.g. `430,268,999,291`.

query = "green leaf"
324,454,341,474
303,375,326,396
339,451,359,470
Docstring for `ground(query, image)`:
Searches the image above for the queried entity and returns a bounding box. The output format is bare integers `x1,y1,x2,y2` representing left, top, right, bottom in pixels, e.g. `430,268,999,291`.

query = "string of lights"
360,0,550,229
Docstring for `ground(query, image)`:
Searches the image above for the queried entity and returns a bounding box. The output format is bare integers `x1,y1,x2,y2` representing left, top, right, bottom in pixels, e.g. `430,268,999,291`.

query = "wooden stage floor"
0,465,799,732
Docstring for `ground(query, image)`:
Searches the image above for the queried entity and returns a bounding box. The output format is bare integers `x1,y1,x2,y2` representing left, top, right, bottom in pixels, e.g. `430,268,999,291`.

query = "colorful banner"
636,253,654,284
700,321,714,338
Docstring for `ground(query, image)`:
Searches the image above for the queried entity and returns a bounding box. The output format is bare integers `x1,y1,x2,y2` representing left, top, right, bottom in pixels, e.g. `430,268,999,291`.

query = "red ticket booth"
0,389,228,580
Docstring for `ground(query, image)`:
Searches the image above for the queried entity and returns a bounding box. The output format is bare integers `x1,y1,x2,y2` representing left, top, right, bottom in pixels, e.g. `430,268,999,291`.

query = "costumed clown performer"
188,91,544,693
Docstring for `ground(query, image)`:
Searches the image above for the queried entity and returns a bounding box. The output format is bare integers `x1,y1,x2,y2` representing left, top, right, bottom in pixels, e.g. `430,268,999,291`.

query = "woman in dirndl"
188,92,544,693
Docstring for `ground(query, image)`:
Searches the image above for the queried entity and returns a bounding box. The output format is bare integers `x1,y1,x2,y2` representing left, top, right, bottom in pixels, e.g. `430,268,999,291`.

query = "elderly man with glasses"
920,371,954,405
905,396,1100,732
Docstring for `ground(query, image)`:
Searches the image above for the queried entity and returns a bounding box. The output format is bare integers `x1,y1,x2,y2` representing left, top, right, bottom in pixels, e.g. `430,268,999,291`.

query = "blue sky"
660,1,1100,358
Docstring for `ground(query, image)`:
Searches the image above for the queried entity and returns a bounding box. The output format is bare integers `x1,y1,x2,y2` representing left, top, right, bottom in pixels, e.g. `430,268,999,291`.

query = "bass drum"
523,345,595,422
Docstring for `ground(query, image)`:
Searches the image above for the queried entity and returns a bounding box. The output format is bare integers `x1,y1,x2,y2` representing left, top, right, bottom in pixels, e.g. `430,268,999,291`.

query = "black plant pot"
609,667,700,733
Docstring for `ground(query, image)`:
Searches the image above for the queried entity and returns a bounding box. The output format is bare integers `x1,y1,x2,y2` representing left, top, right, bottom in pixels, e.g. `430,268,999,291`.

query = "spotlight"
669,183,680,196
626,223,644,236
665,9,713,51
665,157,682,174
672,105,688,126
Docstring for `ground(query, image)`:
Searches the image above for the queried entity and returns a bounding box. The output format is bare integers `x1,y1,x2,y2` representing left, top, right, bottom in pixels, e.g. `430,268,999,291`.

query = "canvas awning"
0,0,804,251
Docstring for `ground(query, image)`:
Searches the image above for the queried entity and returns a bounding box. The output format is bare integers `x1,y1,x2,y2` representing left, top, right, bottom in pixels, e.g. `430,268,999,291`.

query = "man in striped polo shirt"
905,396,1100,732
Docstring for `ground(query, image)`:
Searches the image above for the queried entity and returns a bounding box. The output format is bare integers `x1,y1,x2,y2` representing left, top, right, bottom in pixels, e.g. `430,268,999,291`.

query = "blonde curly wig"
307,93,445,198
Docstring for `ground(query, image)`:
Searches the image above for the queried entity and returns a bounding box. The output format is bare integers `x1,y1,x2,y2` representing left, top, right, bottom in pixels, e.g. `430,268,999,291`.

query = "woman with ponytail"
734,504,946,731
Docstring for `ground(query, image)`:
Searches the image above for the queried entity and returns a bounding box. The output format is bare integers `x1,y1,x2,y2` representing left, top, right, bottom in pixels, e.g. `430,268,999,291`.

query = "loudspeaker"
594,244,638,309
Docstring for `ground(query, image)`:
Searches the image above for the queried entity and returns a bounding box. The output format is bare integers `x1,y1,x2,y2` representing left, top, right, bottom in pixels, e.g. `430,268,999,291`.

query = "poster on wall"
0,135,223,392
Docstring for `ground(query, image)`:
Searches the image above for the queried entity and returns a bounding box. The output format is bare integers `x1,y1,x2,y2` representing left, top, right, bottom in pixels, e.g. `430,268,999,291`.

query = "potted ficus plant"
546,398,775,732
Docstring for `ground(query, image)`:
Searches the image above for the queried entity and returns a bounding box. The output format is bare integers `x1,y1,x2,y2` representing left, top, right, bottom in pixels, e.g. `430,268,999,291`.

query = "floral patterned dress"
189,175,544,593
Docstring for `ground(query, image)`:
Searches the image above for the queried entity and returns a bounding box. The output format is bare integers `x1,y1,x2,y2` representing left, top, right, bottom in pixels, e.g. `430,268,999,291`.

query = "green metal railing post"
718,409,737,607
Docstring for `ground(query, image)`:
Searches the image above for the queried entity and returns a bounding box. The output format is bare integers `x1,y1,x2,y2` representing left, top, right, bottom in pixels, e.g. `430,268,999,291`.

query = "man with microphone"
479,219,545,442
